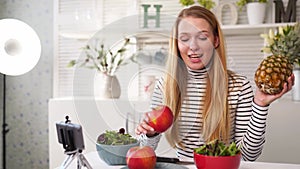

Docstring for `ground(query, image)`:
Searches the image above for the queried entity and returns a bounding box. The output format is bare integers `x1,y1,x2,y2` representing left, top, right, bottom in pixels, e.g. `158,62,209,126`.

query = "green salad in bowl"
96,128,139,165
194,140,241,169
97,128,138,145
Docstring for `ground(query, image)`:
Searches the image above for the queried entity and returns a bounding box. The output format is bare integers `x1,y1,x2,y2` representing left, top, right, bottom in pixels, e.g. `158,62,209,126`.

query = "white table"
56,151,300,169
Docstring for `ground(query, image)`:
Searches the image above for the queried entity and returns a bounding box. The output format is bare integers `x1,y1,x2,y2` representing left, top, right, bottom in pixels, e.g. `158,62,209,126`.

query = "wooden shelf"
60,30,97,40
222,22,297,35
59,22,297,39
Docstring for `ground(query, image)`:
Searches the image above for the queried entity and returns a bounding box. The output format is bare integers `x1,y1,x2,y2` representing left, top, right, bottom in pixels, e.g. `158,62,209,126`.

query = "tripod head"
56,116,85,154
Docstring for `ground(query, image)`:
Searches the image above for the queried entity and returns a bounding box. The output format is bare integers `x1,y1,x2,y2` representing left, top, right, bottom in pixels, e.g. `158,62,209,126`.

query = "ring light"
0,19,41,76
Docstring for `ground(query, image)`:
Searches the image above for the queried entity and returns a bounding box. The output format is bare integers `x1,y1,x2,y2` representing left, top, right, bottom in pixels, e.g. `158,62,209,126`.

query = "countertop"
56,151,300,169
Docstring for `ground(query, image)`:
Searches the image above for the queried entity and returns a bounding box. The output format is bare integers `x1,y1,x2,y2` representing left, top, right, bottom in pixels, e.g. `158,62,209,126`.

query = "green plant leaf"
97,130,138,145
67,60,76,67
67,38,135,75
194,139,241,156
179,0,195,6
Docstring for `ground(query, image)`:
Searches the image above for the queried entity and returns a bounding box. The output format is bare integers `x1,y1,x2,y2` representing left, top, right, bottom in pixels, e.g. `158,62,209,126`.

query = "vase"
292,67,300,101
246,2,266,25
94,73,121,99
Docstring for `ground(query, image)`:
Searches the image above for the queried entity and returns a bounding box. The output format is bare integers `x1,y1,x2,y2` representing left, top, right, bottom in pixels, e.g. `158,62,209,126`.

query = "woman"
135,6,294,162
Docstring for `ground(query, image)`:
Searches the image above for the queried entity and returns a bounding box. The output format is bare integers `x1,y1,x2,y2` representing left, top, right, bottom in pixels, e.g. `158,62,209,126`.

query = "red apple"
147,105,174,133
126,146,156,169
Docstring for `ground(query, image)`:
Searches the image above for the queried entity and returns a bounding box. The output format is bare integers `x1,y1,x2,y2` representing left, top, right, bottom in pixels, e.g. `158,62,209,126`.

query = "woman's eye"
179,36,189,42
198,35,207,40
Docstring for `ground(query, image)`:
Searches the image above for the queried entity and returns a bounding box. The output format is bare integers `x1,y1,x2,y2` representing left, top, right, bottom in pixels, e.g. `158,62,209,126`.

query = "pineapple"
255,23,300,94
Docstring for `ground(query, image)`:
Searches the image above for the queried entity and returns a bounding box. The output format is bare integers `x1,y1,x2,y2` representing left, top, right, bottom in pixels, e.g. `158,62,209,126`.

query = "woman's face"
177,17,218,70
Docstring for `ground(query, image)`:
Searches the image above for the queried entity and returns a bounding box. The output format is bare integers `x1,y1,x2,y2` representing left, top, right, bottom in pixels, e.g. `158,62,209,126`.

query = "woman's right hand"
135,112,157,137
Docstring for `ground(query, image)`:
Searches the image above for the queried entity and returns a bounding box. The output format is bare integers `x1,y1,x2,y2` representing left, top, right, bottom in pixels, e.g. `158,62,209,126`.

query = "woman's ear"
214,36,220,48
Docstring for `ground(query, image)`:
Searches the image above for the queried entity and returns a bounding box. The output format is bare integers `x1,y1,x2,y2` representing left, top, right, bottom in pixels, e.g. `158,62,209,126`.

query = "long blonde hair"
164,6,231,146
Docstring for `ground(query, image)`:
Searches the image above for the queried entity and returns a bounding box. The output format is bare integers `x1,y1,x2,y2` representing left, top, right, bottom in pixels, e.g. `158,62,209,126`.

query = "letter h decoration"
141,4,162,28
273,0,297,23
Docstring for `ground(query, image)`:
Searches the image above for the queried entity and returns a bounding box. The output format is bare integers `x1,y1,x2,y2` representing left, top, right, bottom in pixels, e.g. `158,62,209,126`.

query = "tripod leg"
77,157,81,169
78,153,93,169
60,154,76,169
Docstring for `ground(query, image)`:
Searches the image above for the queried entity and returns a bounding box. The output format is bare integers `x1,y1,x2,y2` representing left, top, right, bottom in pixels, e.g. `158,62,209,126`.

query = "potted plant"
68,38,137,98
194,139,241,169
179,0,216,10
236,0,268,25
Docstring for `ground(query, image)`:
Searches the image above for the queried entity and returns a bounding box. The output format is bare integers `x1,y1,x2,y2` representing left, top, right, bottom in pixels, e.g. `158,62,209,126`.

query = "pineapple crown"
261,22,300,66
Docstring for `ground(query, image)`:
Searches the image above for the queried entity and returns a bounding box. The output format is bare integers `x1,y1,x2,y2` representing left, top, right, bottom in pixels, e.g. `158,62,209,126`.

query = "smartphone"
56,121,85,152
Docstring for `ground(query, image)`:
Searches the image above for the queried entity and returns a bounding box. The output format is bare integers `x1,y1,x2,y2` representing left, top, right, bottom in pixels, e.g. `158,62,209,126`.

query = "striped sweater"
139,68,269,162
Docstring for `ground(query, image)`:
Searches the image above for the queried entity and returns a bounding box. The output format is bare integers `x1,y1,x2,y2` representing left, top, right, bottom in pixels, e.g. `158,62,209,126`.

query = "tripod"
57,116,92,169
60,149,92,169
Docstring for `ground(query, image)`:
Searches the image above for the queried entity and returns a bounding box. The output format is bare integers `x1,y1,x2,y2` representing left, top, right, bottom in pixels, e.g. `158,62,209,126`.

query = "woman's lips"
188,54,202,63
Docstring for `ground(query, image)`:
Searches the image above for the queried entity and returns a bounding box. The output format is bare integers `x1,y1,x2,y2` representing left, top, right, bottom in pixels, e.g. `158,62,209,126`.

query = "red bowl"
193,152,241,169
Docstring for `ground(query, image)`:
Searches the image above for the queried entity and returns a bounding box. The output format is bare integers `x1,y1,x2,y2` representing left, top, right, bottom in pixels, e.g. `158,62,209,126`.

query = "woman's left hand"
254,74,295,107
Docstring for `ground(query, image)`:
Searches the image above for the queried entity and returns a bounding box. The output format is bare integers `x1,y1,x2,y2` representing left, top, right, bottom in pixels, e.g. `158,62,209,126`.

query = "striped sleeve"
138,78,164,150
138,133,162,150
234,79,269,161
150,77,164,108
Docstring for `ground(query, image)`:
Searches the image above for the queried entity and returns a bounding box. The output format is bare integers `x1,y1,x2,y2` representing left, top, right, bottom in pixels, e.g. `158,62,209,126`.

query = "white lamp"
0,18,41,169
0,18,41,76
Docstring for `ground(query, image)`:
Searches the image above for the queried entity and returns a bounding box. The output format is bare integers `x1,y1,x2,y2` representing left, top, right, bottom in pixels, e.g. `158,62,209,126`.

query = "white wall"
258,99,300,164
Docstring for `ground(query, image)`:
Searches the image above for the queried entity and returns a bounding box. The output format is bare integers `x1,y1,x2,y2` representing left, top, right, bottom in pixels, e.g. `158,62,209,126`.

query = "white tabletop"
56,151,300,169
